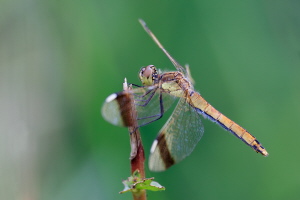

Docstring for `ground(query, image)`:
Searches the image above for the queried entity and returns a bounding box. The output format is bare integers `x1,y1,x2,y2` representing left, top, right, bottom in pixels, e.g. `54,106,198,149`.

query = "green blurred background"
1,0,299,199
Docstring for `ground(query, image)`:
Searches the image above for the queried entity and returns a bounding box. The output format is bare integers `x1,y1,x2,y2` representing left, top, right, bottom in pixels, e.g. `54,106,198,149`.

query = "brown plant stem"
123,79,146,200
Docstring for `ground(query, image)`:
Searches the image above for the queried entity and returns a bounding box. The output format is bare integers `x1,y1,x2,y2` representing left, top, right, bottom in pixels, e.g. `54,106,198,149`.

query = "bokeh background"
1,0,299,199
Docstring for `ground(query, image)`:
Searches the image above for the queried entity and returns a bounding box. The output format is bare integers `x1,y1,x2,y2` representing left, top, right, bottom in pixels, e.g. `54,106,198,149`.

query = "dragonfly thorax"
139,65,159,86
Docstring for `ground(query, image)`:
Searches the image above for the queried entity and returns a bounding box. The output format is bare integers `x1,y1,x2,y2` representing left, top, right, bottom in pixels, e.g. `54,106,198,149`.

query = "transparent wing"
148,97,204,172
101,85,176,127
139,19,187,76
134,87,177,127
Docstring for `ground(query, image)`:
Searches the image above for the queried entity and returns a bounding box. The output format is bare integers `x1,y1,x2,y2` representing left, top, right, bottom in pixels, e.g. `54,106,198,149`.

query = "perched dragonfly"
102,19,268,172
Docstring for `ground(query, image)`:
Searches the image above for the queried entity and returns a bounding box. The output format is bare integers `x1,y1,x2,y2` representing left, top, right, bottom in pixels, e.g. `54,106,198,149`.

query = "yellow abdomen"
190,91,268,156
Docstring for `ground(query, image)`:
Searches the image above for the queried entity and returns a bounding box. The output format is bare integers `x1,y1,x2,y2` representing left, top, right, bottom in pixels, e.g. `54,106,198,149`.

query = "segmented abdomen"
189,90,268,156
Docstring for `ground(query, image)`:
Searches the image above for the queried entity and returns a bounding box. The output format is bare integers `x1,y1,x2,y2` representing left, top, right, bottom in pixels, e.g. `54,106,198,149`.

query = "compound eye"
139,65,156,86
142,65,154,78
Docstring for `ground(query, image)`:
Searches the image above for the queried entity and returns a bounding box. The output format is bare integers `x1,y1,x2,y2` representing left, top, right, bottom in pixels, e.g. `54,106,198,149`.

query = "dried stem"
123,79,147,200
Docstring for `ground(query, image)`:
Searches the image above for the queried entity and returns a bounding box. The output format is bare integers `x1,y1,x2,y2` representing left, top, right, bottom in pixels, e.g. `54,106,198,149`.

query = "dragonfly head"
139,65,159,86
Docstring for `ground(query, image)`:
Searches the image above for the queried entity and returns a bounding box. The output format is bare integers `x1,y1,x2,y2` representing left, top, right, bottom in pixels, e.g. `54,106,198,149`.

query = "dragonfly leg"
136,92,164,124
129,83,142,87
133,88,154,98
134,88,157,106
130,93,165,134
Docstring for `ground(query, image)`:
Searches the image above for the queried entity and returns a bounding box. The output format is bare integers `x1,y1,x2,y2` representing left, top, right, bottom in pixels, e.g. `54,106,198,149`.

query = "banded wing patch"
149,97,204,172
102,85,176,127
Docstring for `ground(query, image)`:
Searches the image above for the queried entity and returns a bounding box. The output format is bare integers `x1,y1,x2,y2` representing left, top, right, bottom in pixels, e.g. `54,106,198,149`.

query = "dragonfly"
102,19,268,172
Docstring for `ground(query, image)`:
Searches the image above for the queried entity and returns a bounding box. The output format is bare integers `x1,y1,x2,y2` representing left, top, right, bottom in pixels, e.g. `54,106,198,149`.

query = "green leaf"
119,170,165,194
134,179,165,191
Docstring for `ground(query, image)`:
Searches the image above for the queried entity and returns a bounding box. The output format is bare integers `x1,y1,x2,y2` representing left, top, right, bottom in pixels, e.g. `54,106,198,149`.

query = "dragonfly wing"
135,88,176,127
149,97,204,172
102,85,176,127
102,91,136,127
138,19,187,76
